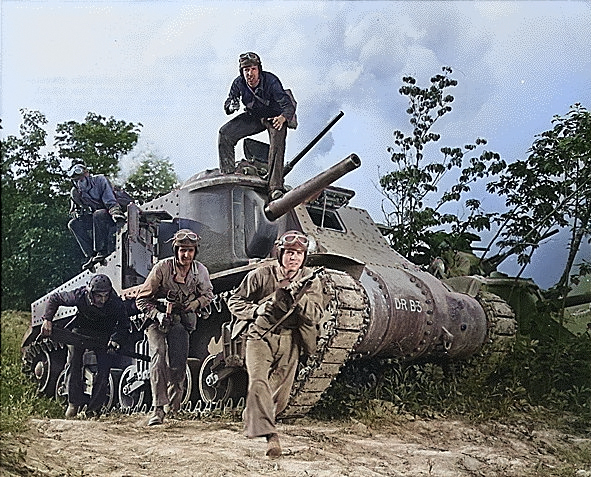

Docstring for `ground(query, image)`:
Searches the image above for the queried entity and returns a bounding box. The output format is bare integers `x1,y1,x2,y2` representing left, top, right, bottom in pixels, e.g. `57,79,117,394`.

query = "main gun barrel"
264,153,361,221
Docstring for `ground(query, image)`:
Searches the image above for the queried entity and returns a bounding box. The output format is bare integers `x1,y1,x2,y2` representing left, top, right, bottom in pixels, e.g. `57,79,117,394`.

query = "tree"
2,110,144,310
487,103,591,291
54,112,142,178
123,152,180,204
2,110,77,309
379,67,506,264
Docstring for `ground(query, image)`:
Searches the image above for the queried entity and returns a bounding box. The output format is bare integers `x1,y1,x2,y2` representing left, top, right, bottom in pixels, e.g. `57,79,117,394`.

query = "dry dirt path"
4,413,590,477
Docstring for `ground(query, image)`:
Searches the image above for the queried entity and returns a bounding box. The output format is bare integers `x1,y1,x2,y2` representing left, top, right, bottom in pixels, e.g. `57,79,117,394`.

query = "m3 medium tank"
21,113,517,416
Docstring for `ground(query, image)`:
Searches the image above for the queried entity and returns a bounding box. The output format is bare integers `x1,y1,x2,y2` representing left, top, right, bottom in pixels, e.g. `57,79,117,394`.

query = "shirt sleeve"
196,262,214,307
43,289,81,321
268,75,295,119
95,175,118,209
135,262,165,313
226,270,264,322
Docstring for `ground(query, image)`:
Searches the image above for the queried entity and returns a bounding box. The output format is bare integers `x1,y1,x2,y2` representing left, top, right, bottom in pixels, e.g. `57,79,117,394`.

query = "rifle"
47,326,151,362
260,267,324,339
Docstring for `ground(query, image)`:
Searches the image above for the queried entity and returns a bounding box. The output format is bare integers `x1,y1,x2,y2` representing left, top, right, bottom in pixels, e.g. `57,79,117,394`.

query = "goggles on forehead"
279,233,309,247
239,52,259,61
68,164,87,179
175,231,199,241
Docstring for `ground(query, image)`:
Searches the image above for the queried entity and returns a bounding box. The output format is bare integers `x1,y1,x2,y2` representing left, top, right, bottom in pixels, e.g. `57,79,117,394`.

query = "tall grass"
312,332,591,432
1,310,63,435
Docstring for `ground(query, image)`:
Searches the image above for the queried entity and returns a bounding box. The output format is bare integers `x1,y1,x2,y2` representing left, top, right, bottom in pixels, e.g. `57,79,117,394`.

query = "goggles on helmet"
239,52,260,62
68,163,87,179
174,231,200,242
277,232,309,248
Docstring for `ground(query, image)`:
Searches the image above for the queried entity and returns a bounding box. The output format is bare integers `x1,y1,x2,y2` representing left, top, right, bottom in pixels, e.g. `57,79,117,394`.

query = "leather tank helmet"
170,229,201,260
238,51,262,75
275,230,309,269
86,274,113,306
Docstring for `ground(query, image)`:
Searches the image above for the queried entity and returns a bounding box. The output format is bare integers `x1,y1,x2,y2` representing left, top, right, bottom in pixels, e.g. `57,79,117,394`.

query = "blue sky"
2,1,590,288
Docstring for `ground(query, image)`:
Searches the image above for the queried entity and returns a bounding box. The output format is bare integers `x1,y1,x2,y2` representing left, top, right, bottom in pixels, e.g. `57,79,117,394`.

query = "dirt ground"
3,411,590,477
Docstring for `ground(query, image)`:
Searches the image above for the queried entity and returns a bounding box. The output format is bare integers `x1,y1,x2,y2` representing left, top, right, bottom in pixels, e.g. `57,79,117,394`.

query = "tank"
21,114,522,416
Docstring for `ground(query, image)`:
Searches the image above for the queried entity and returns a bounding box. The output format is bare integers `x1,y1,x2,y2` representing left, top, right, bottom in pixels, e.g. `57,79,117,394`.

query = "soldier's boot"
148,406,166,426
266,433,282,458
82,256,96,271
65,404,79,419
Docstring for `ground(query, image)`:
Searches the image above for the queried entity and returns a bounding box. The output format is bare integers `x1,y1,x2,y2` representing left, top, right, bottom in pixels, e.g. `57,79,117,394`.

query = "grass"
1,310,63,476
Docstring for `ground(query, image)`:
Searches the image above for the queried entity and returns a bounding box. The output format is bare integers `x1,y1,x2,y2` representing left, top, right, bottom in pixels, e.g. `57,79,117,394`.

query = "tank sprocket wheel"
23,340,67,397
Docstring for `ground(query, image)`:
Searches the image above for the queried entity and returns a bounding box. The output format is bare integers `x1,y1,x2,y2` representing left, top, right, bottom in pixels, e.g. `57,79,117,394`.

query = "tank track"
475,291,517,371
280,269,369,418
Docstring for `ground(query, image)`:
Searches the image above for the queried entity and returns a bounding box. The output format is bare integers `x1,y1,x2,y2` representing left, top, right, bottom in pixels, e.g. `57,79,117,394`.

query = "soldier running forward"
136,229,214,426
226,230,324,458
41,274,131,418
218,52,296,201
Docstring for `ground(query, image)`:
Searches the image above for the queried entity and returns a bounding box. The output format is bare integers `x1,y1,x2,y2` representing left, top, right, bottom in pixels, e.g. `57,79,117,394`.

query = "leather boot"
266,433,282,458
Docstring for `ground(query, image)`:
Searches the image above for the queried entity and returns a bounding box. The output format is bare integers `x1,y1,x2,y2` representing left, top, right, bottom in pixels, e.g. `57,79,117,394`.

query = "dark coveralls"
219,71,295,193
68,174,119,259
43,287,130,411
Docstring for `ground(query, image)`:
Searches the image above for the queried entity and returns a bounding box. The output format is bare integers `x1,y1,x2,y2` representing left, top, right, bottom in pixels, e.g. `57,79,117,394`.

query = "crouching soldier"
41,274,131,418
136,229,214,426
226,230,324,458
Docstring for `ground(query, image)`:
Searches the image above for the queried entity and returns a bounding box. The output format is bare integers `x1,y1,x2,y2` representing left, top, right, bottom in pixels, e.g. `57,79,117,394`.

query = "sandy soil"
3,411,590,477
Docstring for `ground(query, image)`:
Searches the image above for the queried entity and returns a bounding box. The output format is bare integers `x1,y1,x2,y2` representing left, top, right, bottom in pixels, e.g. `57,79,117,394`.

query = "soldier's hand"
185,297,207,313
224,99,240,115
255,301,274,318
41,319,52,337
271,115,286,130
107,340,120,354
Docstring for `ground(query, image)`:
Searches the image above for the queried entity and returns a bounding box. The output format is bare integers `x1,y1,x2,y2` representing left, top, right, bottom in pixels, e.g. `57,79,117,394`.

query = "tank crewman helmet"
239,51,262,73
87,274,113,306
170,229,201,257
275,230,309,266
67,163,88,180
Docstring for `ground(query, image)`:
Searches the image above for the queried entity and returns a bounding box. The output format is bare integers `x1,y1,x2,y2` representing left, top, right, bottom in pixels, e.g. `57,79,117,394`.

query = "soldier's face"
281,249,305,272
243,65,260,88
91,291,110,308
177,246,196,266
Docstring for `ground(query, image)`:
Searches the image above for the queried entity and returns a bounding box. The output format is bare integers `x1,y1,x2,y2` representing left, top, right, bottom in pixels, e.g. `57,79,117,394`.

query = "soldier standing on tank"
136,229,214,426
67,163,127,270
41,274,131,418
226,230,324,458
218,52,296,201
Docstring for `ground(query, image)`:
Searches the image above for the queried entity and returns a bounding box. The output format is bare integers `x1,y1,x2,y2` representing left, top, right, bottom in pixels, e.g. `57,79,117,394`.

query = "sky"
2,1,590,289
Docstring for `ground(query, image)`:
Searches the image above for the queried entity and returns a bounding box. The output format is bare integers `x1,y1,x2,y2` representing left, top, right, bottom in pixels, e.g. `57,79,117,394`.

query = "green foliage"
1,109,151,311
2,110,79,310
313,332,591,429
1,311,63,435
124,152,180,204
380,67,506,264
55,112,142,178
487,104,591,288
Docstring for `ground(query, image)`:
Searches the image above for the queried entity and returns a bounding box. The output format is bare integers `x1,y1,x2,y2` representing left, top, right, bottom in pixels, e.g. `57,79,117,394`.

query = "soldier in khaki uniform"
227,230,324,458
136,229,214,426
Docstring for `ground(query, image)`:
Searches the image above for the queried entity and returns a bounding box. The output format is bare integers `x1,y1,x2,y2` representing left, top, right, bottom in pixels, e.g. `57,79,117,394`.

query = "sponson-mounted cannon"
22,111,518,416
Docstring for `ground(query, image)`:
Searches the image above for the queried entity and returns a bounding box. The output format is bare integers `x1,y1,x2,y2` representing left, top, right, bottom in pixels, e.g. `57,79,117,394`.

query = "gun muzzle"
264,153,361,221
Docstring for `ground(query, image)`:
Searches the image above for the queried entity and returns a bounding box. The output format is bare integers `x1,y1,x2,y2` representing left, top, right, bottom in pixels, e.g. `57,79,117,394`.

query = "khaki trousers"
243,325,299,438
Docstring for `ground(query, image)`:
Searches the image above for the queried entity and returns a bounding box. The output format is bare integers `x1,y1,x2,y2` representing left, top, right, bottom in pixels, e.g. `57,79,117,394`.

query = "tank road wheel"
198,355,248,406
118,365,150,410
182,358,201,408
24,342,67,397
106,368,123,410
54,369,68,406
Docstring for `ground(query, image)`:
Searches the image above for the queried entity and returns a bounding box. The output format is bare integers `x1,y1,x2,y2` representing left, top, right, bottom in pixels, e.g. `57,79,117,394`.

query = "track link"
281,269,369,417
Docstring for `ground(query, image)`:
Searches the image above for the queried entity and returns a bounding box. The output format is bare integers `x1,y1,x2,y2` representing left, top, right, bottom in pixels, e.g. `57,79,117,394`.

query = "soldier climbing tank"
22,112,523,416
